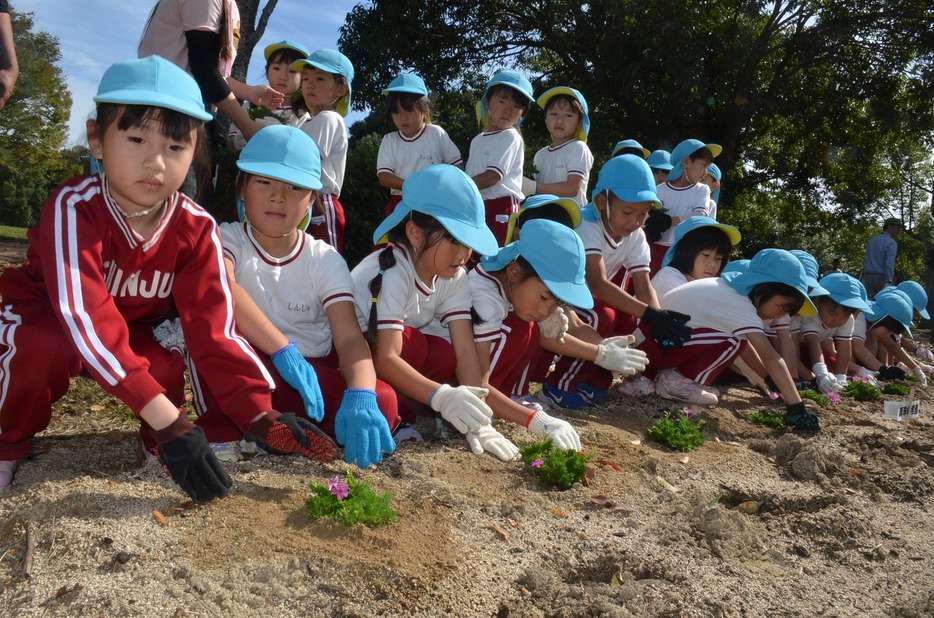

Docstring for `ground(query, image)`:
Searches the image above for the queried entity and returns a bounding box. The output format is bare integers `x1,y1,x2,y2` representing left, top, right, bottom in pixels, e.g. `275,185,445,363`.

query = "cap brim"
543,277,593,309
721,270,818,317
373,202,499,256
236,160,323,191
94,90,212,122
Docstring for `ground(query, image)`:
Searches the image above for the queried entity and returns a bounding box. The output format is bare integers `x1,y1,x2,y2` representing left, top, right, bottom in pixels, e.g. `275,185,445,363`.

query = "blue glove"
334,388,396,468
271,341,325,421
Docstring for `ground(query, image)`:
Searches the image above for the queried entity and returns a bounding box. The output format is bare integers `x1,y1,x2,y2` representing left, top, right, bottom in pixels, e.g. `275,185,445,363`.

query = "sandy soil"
1,241,934,617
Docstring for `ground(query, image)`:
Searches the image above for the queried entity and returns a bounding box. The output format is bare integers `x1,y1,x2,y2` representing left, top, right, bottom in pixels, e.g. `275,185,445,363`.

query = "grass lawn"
0,225,27,242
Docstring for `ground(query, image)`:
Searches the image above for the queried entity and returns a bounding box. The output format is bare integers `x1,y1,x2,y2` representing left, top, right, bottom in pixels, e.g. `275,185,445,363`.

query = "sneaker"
536,383,590,409
392,421,424,443
209,441,243,463
0,459,21,490
511,394,546,413
784,411,820,430
576,382,609,405
616,374,656,397
655,369,719,406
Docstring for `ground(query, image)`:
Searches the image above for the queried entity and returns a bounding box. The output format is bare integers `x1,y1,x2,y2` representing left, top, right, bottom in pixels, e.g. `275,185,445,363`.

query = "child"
466,71,534,246
647,150,672,186
351,165,516,459
539,155,693,407
504,193,581,245
192,125,397,468
376,73,463,216
473,219,648,421
228,39,310,151
638,249,821,428
651,215,740,297
849,288,926,384
611,139,650,159
893,280,932,359
0,57,334,498
702,162,722,220
531,87,594,208
645,139,721,275
292,49,353,253
800,273,872,393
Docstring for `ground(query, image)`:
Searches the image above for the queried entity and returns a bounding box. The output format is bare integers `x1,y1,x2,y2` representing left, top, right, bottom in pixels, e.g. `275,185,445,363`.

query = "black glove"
152,415,232,503
643,209,672,243
784,401,820,430
642,306,692,352
248,410,338,462
877,365,907,381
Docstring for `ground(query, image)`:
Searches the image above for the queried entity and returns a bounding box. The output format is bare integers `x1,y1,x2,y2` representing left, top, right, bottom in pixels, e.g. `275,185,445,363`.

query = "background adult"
0,0,19,108
860,217,902,299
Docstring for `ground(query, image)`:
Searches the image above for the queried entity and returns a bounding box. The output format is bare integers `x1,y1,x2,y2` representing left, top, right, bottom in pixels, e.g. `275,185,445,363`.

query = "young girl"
611,139,650,159
466,71,534,246
636,249,821,428
376,73,463,216
192,125,397,468
0,57,333,498
472,219,648,427
532,87,594,208
351,165,524,459
647,150,672,186
292,49,353,253
228,39,310,151
645,139,721,275
650,216,740,298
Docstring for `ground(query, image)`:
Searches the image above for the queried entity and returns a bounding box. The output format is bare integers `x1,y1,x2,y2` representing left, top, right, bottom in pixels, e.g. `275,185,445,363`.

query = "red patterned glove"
248,411,338,462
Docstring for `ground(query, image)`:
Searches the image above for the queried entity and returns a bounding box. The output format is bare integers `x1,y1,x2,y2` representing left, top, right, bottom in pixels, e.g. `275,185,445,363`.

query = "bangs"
108,104,200,143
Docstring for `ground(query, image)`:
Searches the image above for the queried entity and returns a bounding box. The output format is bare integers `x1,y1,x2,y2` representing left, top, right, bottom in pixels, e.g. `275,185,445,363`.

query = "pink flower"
827,391,841,405
328,475,349,501
683,407,696,418
530,459,544,468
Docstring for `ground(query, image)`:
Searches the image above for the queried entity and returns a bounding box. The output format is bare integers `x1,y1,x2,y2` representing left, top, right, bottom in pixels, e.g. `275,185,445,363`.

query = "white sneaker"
209,441,242,462
616,374,655,397
0,459,22,490
511,394,546,412
655,369,718,406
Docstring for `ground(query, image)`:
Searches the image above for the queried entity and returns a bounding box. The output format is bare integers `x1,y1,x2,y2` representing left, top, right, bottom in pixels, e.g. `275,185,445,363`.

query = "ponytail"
366,243,399,346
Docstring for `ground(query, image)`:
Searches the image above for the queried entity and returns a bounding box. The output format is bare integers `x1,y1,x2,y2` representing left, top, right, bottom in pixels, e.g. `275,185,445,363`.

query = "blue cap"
536,86,590,142
384,73,428,96
707,163,722,202
372,165,498,256
478,70,534,128
789,249,822,291
611,139,650,159
661,216,741,268
669,139,722,180
867,288,914,337
291,50,354,116
895,280,930,319
95,56,212,122
581,155,660,221
720,259,749,277
263,40,309,60
481,220,593,309
811,273,872,312
646,150,673,171
505,194,581,244
721,248,818,317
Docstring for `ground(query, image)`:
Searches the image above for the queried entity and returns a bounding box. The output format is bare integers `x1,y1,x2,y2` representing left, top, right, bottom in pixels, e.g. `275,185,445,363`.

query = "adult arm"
0,10,18,108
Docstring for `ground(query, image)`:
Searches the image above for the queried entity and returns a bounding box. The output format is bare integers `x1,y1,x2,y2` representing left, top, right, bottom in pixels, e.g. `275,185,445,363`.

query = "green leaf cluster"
799,390,830,407
842,380,883,402
306,470,396,528
748,410,786,428
882,382,911,396
519,438,594,491
647,412,705,452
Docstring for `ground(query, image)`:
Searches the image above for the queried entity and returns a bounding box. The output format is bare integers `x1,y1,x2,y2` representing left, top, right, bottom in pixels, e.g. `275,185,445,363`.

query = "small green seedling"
748,409,786,428
647,409,705,452
519,438,594,490
799,389,830,407
306,470,396,527
842,379,882,402
882,382,910,396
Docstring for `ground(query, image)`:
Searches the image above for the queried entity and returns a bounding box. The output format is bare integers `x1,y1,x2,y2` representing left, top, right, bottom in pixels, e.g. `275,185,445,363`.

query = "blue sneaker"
576,382,609,405
536,383,590,409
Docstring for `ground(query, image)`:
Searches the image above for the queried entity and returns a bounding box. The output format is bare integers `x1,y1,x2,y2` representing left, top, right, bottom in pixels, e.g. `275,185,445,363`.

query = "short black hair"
748,282,806,316
668,227,733,276
517,204,574,230
868,315,906,335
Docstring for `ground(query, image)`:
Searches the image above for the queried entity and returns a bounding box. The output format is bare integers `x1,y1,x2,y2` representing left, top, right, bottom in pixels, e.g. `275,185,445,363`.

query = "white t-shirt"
576,218,651,284
465,128,524,200
301,110,347,197
852,313,868,342
350,245,472,332
533,139,594,207
655,182,711,246
468,265,511,342
651,266,689,298
788,314,803,335
763,314,791,338
660,278,765,339
707,198,718,221
376,124,462,195
801,314,855,341
220,222,355,358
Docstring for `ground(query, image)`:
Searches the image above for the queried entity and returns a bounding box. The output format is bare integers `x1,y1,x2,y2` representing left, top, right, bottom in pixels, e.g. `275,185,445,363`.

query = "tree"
230,0,280,84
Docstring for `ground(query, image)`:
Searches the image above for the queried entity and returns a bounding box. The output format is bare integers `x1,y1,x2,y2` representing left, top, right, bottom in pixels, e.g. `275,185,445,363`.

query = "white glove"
855,367,880,387
429,384,493,433
917,346,933,361
527,411,581,451
918,362,934,375
465,425,520,461
812,363,841,394
912,366,928,386
835,373,852,388
594,335,648,376
539,307,569,343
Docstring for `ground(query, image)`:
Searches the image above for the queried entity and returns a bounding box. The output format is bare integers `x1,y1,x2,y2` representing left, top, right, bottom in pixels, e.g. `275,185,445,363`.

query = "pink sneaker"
656,369,718,406
0,459,22,490
616,374,655,397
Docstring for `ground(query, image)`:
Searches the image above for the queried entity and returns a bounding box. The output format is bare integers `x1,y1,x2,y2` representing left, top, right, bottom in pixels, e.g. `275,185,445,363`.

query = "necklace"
118,202,165,219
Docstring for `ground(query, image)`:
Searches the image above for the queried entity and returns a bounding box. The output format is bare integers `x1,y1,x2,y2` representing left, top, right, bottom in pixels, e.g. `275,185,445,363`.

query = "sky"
17,0,363,146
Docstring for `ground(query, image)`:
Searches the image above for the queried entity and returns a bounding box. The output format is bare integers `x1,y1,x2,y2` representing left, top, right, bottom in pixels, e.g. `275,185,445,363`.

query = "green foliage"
341,131,388,267
647,411,705,452
306,470,396,528
882,382,911,396
748,410,786,428
842,380,883,402
799,389,830,407
0,226,27,242
519,438,594,491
